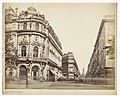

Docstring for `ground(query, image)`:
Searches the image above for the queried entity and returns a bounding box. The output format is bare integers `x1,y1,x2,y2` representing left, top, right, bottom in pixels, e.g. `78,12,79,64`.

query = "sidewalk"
5,81,114,90
6,81,54,89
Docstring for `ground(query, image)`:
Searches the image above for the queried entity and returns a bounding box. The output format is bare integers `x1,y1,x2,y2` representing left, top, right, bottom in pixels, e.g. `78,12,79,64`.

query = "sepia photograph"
3,3,116,95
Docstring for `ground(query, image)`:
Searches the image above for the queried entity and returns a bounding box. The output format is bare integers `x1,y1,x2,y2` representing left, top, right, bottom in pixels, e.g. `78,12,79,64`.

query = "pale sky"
4,3,116,74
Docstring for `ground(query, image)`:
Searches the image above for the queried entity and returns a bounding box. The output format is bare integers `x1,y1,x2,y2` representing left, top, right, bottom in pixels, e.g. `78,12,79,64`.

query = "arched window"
21,46,26,57
23,22,27,30
32,66,39,72
32,66,39,80
35,23,39,31
33,46,38,57
19,65,26,80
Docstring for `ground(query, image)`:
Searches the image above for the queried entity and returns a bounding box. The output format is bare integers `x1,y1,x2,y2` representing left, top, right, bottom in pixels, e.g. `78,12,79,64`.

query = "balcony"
17,57,48,63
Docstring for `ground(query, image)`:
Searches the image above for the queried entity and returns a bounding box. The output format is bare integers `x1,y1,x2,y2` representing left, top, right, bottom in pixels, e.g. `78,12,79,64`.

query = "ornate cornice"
31,41,41,46
6,30,47,38
17,57,48,64
19,40,29,45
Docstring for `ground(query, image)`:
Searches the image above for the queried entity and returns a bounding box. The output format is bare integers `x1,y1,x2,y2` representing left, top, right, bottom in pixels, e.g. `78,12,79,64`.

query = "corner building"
5,7,63,82
62,52,80,80
86,15,115,79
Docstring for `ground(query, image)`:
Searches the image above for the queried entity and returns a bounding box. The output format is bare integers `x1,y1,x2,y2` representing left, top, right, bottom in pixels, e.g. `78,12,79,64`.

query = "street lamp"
26,57,31,88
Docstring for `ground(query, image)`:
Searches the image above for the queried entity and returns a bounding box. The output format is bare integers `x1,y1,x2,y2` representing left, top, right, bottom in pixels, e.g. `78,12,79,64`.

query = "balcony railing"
17,57,48,63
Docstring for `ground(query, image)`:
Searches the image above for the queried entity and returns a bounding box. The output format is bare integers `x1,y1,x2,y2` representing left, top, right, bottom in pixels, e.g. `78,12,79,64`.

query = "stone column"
29,35,32,57
31,71,33,81
17,65,20,80
28,66,32,81
27,22,30,30
18,45,21,57
39,62,43,81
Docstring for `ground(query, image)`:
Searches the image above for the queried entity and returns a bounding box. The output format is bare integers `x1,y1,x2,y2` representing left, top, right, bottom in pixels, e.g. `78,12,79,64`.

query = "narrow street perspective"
3,3,116,95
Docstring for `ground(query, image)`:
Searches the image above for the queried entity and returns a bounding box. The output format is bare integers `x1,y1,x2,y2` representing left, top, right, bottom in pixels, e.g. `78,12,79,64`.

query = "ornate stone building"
5,7,63,82
86,15,115,79
62,52,80,80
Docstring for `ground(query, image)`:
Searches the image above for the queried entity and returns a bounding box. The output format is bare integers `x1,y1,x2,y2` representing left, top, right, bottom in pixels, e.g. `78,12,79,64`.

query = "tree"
5,33,17,77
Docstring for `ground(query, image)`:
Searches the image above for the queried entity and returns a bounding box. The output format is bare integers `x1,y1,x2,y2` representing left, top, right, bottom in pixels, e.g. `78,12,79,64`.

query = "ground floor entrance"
19,65,27,80
32,66,39,80
10,62,62,82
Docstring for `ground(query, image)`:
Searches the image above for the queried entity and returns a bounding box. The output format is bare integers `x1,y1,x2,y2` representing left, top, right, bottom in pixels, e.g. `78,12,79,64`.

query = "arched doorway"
32,66,39,80
19,65,26,80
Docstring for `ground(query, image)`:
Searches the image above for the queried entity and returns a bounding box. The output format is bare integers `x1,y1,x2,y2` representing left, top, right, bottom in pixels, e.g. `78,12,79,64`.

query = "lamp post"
26,58,31,88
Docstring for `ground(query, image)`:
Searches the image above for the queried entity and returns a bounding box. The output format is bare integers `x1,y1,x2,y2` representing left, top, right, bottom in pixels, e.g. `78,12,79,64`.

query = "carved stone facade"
86,15,115,79
5,7,63,82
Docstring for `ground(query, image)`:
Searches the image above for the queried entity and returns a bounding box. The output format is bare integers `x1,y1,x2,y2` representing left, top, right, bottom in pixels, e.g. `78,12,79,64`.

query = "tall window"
35,23,39,31
19,65,26,76
21,46,26,57
33,46,38,57
23,22,27,30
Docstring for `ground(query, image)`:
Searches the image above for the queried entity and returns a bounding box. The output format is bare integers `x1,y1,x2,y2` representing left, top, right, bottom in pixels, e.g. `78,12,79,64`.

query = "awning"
49,69,57,75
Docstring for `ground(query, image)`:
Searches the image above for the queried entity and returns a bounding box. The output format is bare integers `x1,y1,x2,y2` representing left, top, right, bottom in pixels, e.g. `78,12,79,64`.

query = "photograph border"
1,0,119,95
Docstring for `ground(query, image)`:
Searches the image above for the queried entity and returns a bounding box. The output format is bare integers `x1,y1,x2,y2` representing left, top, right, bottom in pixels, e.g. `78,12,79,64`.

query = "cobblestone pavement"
5,81,114,90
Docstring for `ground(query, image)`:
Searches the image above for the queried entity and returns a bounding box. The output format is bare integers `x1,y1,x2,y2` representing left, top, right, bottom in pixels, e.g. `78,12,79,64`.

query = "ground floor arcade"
5,60,62,82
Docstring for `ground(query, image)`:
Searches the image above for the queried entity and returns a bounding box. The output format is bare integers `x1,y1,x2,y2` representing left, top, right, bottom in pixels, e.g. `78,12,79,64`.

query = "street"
6,81,114,90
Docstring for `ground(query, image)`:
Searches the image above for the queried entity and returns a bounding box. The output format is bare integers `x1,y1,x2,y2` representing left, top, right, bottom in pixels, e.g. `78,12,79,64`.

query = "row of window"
21,22,44,31
21,46,44,57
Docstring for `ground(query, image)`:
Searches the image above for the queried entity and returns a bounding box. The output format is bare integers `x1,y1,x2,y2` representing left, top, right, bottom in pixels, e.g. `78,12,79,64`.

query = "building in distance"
62,52,80,80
